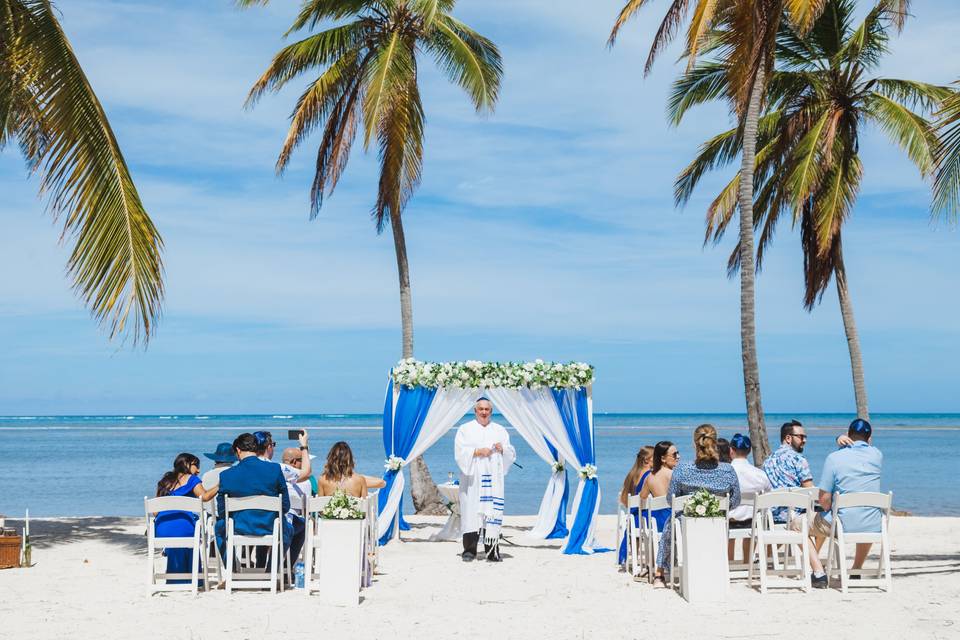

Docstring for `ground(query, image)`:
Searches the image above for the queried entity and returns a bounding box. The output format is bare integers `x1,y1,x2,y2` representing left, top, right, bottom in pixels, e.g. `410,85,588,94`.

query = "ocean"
1,413,956,518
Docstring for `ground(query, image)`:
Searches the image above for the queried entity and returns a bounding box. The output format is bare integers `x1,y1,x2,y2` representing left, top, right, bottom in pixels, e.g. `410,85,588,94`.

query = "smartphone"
288,429,304,440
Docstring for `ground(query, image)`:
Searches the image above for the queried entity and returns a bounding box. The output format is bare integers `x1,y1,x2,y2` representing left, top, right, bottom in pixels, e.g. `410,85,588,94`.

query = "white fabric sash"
478,452,505,545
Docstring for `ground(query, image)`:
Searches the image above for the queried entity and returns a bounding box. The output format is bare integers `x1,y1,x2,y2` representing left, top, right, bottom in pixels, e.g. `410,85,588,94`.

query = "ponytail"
693,424,719,465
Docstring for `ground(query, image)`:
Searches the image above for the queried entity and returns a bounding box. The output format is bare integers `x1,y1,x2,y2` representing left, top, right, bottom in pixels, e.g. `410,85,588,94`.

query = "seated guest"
278,431,313,564
201,442,237,495
318,441,369,498
654,424,740,588
803,418,883,587
639,440,678,533
717,437,732,463
618,445,654,567
214,433,292,564
254,430,276,461
727,433,771,561
762,419,814,523
154,453,217,583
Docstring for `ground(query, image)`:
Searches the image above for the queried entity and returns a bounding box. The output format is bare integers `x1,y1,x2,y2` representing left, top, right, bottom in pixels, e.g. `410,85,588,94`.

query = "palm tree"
241,0,502,513
608,0,910,461
933,83,960,216
1,0,164,343
671,0,949,419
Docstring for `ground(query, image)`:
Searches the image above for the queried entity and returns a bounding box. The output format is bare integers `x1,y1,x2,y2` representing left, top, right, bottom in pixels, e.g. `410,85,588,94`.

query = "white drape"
377,387,479,538
488,388,565,540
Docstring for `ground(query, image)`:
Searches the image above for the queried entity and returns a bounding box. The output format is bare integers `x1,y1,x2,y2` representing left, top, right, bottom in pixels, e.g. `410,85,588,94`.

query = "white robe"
454,420,516,536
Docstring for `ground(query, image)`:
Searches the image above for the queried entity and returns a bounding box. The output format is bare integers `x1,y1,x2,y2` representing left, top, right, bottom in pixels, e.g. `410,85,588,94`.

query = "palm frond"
865,92,937,175
870,79,952,113
9,0,163,344
245,21,371,106
282,0,378,34
784,0,828,37
362,30,413,148
426,15,501,113
373,69,424,232
932,85,960,218
667,61,728,126
607,0,652,47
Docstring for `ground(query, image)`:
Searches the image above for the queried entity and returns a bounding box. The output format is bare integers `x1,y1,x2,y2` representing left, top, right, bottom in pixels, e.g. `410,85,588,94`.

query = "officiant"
454,397,517,562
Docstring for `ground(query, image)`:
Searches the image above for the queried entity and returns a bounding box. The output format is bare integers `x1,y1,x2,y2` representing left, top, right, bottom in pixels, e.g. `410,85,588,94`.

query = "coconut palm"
241,0,502,513
1,0,164,343
671,0,949,419
933,83,960,216
608,0,910,461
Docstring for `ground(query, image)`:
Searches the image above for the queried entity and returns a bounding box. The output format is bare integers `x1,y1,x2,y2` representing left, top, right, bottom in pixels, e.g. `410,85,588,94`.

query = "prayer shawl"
477,452,505,545
454,420,517,538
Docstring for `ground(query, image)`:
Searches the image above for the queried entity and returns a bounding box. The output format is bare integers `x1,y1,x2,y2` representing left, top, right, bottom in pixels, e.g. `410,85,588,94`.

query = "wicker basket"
0,535,22,569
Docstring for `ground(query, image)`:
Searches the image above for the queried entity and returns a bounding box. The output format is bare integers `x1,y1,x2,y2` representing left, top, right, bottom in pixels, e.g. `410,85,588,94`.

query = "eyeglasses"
790,433,808,441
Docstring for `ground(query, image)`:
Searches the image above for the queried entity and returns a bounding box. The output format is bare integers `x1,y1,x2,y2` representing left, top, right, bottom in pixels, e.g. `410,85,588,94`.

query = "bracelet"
300,446,308,451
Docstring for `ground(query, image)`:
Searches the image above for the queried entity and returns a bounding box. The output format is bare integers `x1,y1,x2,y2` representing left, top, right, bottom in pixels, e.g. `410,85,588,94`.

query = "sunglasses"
790,433,808,441
668,452,680,459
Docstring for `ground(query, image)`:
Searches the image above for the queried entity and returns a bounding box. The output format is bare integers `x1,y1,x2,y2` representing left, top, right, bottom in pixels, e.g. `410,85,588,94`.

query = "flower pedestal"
316,518,365,606
680,517,729,603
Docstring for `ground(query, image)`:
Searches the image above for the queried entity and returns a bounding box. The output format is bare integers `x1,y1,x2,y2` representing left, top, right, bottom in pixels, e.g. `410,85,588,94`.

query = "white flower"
385,455,404,472
695,504,706,516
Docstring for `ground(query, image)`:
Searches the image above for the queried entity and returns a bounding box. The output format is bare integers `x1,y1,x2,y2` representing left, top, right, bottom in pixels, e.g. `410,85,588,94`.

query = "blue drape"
544,438,569,539
552,387,609,554
378,380,437,544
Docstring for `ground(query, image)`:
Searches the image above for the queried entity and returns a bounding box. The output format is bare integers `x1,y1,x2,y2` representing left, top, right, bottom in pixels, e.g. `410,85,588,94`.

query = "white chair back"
223,494,284,594
144,496,206,595
754,491,811,511
826,491,893,593
835,491,891,510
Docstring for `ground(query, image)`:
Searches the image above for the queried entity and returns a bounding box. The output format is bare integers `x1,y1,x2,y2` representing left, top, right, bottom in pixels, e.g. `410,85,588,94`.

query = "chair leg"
226,537,233,595
758,534,768,594
146,543,155,594
191,534,200,596
837,535,849,594
748,534,757,588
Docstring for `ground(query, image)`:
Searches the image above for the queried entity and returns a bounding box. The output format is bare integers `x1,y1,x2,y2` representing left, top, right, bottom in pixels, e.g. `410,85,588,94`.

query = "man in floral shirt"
762,420,814,522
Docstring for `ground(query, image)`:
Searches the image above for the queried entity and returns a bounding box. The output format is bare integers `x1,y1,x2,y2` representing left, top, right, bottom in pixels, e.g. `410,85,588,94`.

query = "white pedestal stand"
680,517,729,603
429,483,461,542
316,518,365,606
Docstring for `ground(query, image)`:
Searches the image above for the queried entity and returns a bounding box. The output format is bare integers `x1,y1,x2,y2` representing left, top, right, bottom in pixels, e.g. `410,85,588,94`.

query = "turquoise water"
0,413,955,517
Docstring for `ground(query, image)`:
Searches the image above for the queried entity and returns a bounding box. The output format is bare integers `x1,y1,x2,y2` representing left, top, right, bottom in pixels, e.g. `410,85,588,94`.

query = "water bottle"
294,560,305,589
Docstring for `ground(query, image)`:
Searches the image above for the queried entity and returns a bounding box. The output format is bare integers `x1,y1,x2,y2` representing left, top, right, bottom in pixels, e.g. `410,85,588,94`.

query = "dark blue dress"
155,475,202,584
618,470,652,564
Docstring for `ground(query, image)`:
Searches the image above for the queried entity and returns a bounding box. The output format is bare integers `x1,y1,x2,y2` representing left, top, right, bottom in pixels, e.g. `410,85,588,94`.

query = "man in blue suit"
215,432,292,564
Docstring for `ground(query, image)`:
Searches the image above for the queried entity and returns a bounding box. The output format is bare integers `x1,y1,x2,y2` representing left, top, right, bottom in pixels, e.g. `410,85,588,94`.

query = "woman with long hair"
318,441,368,498
618,446,654,566
652,424,740,588
153,453,217,583
639,440,678,534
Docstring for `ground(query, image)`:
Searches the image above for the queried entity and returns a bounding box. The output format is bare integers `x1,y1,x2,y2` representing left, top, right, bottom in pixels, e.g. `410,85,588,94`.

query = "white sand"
1,515,958,639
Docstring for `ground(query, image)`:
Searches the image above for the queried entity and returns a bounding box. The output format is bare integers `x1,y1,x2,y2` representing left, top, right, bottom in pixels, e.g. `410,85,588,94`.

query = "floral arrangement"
391,359,594,390
683,489,724,518
319,489,365,520
384,455,404,472
578,464,597,480
551,460,565,473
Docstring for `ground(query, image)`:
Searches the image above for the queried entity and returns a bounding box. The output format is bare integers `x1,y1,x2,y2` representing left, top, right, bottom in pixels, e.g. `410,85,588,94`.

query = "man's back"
217,457,290,536
820,442,883,533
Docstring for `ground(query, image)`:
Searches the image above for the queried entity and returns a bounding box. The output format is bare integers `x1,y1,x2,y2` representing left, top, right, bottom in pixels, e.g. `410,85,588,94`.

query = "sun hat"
204,442,238,463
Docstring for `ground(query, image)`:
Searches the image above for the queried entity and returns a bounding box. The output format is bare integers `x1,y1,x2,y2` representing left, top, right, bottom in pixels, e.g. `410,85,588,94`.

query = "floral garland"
320,489,365,520
391,359,594,390
384,455,404,472
683,489,724,518
578,464,598,480
550,460,565,473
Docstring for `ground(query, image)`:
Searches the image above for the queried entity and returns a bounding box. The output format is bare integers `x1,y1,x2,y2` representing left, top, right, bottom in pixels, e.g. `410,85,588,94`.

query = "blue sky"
1,0,958,415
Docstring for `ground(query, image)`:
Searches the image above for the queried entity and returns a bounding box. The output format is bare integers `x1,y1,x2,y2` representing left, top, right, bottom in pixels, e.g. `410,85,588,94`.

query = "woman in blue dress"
618,446,654,566
640,441,679,533
154,453,216,583
653,425,740,588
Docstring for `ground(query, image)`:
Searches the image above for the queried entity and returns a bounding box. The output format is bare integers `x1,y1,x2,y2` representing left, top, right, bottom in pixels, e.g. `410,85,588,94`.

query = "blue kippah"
730,433,751,451
849,418,872,435
253,431,269,445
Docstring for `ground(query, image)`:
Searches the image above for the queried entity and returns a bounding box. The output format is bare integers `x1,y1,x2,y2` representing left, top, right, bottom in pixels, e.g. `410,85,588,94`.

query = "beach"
2,515,958,640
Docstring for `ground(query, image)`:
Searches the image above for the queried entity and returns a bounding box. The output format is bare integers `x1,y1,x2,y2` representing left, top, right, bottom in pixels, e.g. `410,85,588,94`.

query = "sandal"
652,576,667,589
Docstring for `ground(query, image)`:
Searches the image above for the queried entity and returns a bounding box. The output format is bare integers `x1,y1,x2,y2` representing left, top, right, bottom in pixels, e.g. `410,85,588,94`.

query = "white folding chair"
668,494,692,590
728,491,756,576
616,502,628,568
626,494,644,577
303,495,332,592
641,495,668,584
144,496,206,595
826,491,893,593
366,490,380,574
749,491,811,593
224,494,284,594
201,500,222,588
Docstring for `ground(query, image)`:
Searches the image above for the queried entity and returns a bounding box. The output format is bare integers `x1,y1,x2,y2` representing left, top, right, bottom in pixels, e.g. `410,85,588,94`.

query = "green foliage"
683,489,725,518
1,0,164,344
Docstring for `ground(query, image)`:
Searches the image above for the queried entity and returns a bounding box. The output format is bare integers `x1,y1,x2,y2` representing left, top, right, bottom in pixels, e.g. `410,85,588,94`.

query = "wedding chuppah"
376,359,608,556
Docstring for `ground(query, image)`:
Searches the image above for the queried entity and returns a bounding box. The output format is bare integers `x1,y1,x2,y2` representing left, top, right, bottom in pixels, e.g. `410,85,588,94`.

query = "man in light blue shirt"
812,419,883,573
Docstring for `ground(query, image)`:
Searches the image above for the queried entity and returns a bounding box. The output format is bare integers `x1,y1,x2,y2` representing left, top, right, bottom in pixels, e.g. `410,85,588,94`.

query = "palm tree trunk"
834,253,869,420
737,66,771,465
388,208,446,514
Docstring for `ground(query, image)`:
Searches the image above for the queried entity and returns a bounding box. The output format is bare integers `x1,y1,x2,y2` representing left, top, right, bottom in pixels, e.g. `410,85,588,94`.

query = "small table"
429,483,461,542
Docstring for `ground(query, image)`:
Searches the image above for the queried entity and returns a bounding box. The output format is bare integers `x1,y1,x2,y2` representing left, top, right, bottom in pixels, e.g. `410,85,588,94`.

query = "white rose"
695,504,707,516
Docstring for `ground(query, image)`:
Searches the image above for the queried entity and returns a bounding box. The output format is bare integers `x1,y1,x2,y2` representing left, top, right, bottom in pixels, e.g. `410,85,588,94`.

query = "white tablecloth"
429,483,461,541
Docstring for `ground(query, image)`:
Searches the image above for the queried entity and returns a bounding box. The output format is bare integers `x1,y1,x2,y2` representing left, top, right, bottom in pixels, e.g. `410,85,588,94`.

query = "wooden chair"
223,494,284,594
144,496,206,595
825,491,893,593
749,491,811,593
